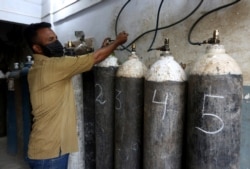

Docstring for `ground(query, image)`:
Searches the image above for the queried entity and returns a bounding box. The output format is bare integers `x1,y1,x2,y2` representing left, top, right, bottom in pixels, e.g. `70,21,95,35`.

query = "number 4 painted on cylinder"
152,90,168,121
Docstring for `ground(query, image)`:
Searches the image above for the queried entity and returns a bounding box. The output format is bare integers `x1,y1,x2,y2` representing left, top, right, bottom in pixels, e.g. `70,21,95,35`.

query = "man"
23,22,128,169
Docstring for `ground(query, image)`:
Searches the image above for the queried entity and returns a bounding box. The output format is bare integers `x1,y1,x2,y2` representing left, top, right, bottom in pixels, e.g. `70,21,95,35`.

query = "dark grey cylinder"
94,66,118,169
144,81,186,169
186,74,243,169
20,64,32,158
13,76,23,157
0,79,7,137
114,77,144,169
82,70,96,169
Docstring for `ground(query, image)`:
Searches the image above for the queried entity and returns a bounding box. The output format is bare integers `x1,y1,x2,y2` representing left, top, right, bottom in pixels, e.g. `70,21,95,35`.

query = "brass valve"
155,38,170,51
203,30,220,44
132,43,136,52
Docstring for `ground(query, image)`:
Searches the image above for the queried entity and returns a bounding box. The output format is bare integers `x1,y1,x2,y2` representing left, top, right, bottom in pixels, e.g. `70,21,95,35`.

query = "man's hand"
93,31,129,64
114,31,128,46
101,38,112,48
102,31,128,48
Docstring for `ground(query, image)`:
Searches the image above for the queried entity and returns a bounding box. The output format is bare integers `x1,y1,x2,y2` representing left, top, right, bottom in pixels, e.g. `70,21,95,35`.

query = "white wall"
44,0,250,85
41,0,102,23
1,0,249,84
0,0,42,24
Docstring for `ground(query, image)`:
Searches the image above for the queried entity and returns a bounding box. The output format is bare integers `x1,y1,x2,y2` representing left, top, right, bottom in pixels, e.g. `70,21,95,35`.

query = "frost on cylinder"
144,39,187,169
145,52,187,82
96,38,119,68
115,45,146,169
116,51,147,78
186,35,243,169
94,65,118,169
65,49,85,169
95,43,119,169
96,54,119,68
190,44,242,75
68,74,85,169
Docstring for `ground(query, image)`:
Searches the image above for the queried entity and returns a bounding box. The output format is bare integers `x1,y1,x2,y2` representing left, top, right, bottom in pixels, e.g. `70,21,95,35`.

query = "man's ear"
32,44,43,54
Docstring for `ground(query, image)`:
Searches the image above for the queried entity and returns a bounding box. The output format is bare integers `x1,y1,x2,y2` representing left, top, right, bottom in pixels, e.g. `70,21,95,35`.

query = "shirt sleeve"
45,53,95,81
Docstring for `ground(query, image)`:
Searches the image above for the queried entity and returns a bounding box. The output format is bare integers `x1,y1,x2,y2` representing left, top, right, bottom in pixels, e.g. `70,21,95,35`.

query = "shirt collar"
33,54,50,61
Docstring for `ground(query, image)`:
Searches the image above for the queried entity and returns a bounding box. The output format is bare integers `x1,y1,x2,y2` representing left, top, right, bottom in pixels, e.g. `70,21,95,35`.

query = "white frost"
146,55,187,82
190,44,242,75
96,54,119,67
116,52,147,78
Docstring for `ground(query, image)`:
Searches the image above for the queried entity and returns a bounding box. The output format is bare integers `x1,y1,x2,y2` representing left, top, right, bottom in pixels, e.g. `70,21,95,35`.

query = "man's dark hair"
23,22,51,51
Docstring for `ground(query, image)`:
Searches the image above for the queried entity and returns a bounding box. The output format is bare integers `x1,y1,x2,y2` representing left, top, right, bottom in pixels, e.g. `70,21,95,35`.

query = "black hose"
147,0,165,52
188,0,241,45
115,0,204,51
115,0,131,52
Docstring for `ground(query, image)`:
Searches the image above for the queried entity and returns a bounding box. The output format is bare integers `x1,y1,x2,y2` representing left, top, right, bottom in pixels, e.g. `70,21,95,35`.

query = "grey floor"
0,137,29,169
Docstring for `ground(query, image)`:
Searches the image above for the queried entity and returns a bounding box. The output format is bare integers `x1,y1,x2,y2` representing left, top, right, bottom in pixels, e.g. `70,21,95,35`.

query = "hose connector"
152,38,171,51
132,43,136,52
203,30,220,45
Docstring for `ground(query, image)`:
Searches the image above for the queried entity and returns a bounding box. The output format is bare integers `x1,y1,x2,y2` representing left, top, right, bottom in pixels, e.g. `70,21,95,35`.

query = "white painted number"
195,94,225,134
115,89,122,110
95,84,106,105
152,90,169,120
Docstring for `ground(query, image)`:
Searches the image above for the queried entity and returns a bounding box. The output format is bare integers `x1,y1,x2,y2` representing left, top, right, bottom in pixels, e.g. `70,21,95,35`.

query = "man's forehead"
37,28,56,37
35,28,57,44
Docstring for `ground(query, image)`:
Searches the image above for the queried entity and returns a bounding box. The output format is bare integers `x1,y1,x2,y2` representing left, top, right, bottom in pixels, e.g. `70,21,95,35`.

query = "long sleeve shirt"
27,53,94,159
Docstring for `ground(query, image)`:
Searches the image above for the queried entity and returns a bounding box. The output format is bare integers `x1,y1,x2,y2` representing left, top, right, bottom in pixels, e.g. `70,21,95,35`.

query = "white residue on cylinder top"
96,54,119,67
116,52,147,78
190,44,242,75
145,55,187,82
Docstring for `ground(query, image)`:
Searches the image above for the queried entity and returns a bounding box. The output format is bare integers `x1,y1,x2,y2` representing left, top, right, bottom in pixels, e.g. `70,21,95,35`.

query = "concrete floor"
0,137,29,169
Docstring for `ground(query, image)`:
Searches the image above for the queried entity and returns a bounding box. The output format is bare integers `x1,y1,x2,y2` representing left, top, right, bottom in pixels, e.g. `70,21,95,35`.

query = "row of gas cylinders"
73,30,243,169
2,30,243,169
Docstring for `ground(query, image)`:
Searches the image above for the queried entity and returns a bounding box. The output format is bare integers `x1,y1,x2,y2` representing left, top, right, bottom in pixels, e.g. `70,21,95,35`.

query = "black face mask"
40,40,64,57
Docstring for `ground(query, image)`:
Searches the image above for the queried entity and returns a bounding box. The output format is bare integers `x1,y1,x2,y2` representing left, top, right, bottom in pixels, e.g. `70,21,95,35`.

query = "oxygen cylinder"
20,56,33,158
144,39,187,169
82,69,96,169
114,44,147,169
0,70,7,137
13,62,24,157
65,44,85,169
78,42,96,169
67,74,85,169
7,62,20,155
186,30,243,169
95,46,118,169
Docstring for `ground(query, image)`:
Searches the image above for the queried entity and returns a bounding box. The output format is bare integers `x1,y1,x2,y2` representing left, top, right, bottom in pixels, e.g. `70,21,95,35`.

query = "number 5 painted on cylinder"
196,94,225,134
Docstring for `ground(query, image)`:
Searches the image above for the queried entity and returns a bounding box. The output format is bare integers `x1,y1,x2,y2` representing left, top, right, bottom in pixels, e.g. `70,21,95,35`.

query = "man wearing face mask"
23,22,128,169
